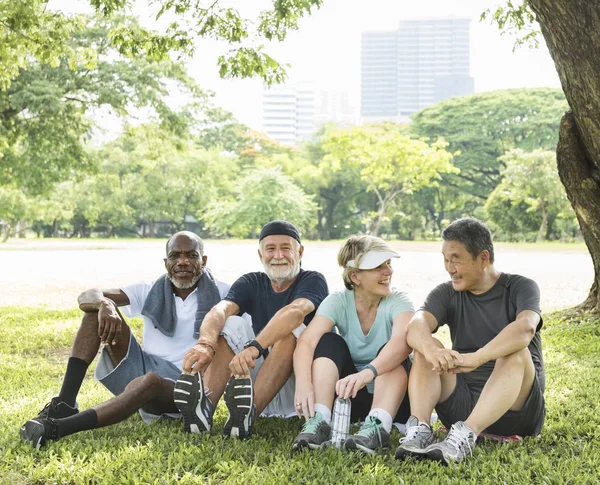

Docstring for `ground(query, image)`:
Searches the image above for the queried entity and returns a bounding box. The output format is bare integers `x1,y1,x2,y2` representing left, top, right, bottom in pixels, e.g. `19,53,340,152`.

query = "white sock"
368,408,393,433
314,403,332,423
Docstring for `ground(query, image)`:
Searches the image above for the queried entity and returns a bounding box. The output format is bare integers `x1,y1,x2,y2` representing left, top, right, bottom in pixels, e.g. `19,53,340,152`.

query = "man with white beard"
20,232,231,448
178,220,329,440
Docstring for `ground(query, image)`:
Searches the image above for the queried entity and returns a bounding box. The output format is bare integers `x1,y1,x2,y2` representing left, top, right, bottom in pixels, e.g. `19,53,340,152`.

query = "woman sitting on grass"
292,235,414,454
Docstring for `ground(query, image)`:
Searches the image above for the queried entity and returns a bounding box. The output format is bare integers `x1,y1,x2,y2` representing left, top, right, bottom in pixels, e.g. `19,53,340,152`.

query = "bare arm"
336,311,414,399
255,297,315,350
451,310,540,374
406,310,463,374
77,288,130,311
369,311,413,375
181,299,240,374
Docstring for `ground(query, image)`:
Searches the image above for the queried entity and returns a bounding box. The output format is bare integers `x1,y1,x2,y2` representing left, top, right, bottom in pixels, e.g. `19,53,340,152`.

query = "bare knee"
496,347,530,368
271,332,296,354
124,372,163,399
412,338,445,368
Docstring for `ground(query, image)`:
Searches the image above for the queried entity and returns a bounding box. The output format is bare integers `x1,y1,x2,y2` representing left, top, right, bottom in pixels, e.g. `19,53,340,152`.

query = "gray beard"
168,273,201,290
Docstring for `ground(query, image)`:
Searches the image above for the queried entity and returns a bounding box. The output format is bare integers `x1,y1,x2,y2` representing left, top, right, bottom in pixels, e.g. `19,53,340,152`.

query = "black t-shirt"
225,269,329,335
421,273,545,391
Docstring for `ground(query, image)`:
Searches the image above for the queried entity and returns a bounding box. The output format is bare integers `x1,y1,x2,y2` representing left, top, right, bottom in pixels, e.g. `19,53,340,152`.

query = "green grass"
1,307,599,484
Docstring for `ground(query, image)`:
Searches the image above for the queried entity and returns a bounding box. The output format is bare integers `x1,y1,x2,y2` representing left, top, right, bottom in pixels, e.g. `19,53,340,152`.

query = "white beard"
263,258,300,285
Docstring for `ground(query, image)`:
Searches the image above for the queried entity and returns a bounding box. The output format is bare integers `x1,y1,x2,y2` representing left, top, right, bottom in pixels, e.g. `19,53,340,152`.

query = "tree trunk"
536,204,548,243
1,223,11,243
529,0,600,312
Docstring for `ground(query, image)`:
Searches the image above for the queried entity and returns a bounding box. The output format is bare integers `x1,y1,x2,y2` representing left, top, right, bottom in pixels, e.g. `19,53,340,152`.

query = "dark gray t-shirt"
421,273,545,391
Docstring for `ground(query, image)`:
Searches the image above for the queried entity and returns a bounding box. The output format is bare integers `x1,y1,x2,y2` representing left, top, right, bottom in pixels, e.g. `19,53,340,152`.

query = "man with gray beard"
20,232,231,448
178,220,329,440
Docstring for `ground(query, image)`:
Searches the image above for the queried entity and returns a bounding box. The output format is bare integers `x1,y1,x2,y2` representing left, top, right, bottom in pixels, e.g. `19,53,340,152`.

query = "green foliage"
0,0,86,90
481,1,540,50
485,150,577,242
409,88,568,232
1,306,598,483
321,125,456,235
0,15,206,196
205,167,317,239
92,0,323,85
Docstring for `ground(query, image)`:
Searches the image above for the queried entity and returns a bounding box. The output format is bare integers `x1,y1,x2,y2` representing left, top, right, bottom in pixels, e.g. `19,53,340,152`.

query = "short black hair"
442,217,495,264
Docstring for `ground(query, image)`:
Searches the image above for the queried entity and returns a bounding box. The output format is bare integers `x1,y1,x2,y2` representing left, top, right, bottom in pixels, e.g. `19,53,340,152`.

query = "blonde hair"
338,235,395,290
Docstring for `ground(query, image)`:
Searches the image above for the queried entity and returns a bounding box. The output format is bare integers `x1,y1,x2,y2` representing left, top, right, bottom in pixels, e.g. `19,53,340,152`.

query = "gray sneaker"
426,421,477,465
395,415,438,460
292,412,332,451
345,415,390,454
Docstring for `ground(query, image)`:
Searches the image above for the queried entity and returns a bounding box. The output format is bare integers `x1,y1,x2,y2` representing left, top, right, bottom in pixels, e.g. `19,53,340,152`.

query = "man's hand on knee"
423,345,463,374
229,347,258,377
98,299,124,346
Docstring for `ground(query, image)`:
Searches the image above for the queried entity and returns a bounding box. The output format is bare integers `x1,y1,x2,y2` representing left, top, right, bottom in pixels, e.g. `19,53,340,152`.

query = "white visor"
346,250,400,270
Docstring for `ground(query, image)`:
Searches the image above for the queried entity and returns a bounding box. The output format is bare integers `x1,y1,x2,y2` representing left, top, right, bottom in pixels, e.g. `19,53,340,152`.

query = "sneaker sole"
20,420,45,449
345,439,387,455
426,447,452,466
292,439,331,451
223,376,253,439
173,373,211,434
394,445,432,461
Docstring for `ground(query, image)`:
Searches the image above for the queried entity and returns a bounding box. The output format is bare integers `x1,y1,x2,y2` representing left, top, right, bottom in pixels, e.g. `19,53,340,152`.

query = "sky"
52,0,562,132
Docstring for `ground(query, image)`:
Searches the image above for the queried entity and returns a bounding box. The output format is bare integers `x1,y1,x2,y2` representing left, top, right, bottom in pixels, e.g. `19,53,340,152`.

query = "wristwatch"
244,339,268,358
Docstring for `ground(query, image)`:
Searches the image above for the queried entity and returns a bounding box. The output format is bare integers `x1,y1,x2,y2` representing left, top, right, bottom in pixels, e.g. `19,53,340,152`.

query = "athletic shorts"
95,332,181,423
220,315,304,418
435,371,546,436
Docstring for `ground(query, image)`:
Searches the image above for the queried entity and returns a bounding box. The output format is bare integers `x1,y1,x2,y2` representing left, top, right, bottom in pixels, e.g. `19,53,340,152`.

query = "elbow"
523,323,536,345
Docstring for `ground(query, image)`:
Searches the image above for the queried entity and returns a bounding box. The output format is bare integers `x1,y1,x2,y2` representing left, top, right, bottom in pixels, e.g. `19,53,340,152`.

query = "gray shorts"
435,372,546,436
221,315,303,418
94,333,181,423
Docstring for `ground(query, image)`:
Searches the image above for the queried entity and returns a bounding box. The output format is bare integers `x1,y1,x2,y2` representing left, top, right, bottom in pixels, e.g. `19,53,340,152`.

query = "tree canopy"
487,0,600,312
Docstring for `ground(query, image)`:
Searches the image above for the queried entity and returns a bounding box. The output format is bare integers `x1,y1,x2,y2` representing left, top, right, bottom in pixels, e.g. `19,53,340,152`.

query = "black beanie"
259,220,301,244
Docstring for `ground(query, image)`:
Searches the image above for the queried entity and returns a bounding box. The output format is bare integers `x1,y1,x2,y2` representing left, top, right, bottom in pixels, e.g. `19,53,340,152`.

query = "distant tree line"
0,12,577,243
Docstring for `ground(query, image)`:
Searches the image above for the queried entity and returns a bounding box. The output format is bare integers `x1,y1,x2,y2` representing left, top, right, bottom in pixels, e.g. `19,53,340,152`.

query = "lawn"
1,306,599,484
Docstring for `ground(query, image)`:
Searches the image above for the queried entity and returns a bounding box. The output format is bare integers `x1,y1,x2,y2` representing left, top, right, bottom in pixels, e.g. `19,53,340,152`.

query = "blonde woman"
292,235,414,454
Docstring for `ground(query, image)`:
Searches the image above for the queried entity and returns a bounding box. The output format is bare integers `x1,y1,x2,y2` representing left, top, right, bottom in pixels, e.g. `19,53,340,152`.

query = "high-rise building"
262,85,316,145
262,85,359,145
361,18,474,123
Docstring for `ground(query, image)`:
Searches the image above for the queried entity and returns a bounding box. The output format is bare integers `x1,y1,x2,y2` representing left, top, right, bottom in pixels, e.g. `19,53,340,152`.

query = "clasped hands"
424,347,483,375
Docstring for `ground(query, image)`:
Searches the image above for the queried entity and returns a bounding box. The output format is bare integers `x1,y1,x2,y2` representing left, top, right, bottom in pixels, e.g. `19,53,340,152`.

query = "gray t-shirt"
421,273,545,391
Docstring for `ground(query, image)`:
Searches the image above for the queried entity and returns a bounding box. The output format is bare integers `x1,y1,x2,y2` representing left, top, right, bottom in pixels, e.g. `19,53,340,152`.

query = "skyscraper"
361,18,474,123
262,84,316,146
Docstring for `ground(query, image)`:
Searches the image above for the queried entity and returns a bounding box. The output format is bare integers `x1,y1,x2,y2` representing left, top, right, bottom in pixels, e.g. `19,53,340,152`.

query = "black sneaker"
37,397,79,420
20,418,60,449
292,412,332,451
345,415,390,454
223,376,255,439
173,372,214,433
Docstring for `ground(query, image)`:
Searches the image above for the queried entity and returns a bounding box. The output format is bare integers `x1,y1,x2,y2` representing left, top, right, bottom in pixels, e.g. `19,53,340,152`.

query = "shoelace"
301,413,323,434
445,425,474,456
356,416,383,442
400,424,428,444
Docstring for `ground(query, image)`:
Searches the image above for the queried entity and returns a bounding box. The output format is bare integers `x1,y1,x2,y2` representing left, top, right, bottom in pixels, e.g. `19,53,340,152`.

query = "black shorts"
435,371,546,436
313,332,411,423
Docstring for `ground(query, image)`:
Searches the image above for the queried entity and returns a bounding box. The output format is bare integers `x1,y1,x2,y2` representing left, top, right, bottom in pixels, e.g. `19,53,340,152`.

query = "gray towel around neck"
141,269,221,339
